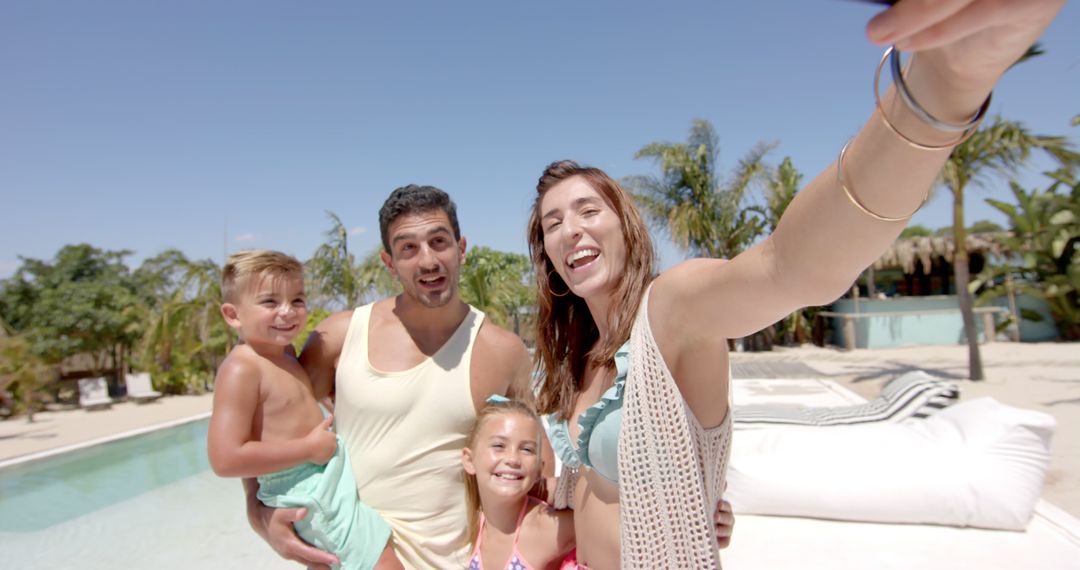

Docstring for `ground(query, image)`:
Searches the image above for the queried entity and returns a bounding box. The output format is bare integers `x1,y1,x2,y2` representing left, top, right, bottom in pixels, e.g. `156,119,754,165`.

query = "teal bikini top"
546,341,628,485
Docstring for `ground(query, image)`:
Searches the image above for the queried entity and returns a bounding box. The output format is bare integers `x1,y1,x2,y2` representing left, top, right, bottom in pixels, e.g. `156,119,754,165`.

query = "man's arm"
299,310,353,401
243,478,339,570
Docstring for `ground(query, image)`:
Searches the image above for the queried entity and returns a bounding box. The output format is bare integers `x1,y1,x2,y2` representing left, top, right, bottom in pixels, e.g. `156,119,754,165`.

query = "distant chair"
125,372,163,403
78,377,114,410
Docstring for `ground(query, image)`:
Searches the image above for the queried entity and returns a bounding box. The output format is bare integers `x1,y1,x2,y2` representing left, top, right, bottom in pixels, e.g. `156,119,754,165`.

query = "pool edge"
0,411,212,471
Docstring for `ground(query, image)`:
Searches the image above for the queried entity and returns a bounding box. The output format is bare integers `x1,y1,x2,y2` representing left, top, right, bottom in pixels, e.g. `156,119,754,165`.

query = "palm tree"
356,246,403,303
974,170,1080,340
307,211,363,310
941,117,1078,379
136,251,227,393
459,247,533,333
763,158,821,345
625,119,773,260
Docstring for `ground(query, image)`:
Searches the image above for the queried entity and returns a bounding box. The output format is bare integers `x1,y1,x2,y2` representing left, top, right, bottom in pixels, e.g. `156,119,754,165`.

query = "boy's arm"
207,358,335,478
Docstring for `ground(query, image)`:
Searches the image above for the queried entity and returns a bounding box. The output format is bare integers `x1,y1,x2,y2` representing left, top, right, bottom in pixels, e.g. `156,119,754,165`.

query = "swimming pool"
0,417,291,569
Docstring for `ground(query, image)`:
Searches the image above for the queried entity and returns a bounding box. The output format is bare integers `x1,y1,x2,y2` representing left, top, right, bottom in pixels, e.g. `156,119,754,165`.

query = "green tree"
625,119,773,260
0,245,142,382
973,170,1080,339
135,250,228,393
900,225,934,238
941,116,1078,380
307,211,364,310
0,320,52,422
459,247,533,334
307,212,402,309
356,246,403,303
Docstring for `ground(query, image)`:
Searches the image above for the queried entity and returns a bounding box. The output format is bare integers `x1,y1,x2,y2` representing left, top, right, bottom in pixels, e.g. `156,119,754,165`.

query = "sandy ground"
1,341,1077,516
0,393,215,465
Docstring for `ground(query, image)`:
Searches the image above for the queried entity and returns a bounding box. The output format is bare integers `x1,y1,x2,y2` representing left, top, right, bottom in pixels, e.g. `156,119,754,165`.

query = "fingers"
867,0,974,45
316,414,334,432
271,507,340,568
320,397,335,415
895,0,1011,51
284,540,339,569
715,499,734,550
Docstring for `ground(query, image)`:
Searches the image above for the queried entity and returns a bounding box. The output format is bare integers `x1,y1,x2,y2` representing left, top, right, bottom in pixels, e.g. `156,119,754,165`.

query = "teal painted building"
824,294,1057,349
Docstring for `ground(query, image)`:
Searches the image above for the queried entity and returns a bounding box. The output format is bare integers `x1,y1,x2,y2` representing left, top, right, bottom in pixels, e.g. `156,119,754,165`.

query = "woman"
527,1,1065,568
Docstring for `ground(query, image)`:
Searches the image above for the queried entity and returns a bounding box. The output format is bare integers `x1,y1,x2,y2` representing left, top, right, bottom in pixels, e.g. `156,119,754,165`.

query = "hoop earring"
547,269,570,298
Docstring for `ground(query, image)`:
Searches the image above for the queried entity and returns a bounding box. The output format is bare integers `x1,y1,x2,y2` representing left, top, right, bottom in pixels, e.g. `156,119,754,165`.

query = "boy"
207,250,401,570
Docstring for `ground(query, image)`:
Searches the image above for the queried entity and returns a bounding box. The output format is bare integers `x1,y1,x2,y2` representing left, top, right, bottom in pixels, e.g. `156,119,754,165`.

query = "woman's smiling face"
539,175,627,301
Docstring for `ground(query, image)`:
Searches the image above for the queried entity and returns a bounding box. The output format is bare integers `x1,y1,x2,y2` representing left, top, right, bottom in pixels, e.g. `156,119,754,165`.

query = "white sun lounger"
77,377,114,410
725,378,1080,570
125,372,163,403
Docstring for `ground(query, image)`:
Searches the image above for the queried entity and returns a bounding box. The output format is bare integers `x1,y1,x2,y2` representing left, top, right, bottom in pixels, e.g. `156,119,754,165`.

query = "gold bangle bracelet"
873,47,988,151
837,139,927,222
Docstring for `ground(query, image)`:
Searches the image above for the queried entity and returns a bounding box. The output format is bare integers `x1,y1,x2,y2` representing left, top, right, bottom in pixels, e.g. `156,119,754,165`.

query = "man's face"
380,209,466,309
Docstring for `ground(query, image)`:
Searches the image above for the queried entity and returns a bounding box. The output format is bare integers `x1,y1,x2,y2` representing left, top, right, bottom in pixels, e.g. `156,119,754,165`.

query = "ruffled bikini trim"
546,341,630,471
574,341,629,470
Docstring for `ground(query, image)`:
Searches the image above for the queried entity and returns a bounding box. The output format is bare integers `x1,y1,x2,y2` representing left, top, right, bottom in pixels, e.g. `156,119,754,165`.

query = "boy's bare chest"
258,362,321,431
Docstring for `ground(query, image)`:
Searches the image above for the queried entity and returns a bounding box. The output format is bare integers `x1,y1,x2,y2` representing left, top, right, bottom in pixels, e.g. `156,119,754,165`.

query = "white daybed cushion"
726,397,1055,530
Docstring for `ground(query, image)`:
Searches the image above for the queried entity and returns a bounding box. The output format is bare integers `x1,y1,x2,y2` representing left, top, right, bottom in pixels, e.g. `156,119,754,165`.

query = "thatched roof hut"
872,233,1008,275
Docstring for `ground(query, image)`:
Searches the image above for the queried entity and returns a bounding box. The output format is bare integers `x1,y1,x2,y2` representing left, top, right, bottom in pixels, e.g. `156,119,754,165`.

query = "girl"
462,399,576,570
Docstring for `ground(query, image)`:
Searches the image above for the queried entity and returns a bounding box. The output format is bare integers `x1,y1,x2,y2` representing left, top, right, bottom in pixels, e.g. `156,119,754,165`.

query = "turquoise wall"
828,294,1057,348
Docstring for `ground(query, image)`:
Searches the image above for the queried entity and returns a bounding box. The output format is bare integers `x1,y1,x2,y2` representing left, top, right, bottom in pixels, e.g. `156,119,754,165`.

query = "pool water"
0,418,210,532
0,418,290,569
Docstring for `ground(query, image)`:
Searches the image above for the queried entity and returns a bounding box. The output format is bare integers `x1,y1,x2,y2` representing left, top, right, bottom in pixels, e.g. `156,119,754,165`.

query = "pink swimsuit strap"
469,497,543,570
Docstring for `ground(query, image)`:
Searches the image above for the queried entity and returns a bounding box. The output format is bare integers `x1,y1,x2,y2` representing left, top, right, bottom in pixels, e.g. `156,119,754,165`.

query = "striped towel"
733,371,959,428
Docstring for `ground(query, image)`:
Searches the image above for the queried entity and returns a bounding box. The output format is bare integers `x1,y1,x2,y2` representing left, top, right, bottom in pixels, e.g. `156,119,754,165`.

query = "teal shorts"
257,436,391,570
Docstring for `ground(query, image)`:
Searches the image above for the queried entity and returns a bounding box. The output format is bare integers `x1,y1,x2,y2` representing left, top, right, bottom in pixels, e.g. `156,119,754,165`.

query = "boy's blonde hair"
221,250,304,304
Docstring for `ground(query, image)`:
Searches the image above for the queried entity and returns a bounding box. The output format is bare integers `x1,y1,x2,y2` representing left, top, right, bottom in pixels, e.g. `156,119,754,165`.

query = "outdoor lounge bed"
724,377,1080,569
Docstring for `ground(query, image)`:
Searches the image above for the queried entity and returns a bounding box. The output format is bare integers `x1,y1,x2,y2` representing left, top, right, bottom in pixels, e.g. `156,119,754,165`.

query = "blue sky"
2,0,1078,279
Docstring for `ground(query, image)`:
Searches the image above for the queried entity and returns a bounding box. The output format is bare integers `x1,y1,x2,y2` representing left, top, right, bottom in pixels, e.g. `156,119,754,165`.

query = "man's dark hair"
378,184,462,253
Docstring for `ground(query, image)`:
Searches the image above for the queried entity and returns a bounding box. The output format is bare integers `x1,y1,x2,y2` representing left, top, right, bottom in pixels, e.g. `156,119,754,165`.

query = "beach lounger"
77,377,114,410
125,372,163,403
733,370,957,427
725,377,1080,570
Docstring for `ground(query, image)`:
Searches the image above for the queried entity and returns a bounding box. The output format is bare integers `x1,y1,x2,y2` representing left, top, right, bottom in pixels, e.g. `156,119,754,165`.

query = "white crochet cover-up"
553,288,733,569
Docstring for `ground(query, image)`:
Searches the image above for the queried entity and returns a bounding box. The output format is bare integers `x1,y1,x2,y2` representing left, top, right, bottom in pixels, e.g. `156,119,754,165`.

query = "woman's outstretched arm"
651,0,1066,343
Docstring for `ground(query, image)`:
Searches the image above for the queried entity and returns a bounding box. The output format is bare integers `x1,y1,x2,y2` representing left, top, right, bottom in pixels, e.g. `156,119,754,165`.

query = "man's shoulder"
474,315,526,355
315,308,357,334
473,315,529,373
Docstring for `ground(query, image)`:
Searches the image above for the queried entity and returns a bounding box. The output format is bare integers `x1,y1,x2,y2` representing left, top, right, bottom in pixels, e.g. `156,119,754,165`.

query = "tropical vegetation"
939,116,1078,379
972,169,1080,340
0,216,534,417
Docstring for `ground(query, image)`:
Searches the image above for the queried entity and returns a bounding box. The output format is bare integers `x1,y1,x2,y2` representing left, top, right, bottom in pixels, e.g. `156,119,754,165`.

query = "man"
246,185,535,569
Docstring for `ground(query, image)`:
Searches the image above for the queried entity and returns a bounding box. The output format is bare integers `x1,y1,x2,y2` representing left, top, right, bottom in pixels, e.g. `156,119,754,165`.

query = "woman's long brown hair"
527,160,655,419
462,400,543,552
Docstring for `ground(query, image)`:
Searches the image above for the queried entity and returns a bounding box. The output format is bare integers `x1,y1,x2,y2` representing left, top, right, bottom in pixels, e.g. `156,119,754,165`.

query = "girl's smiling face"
462,411,542,501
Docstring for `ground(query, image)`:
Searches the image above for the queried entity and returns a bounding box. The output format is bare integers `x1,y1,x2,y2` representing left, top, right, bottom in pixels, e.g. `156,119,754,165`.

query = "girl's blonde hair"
462,399,543,552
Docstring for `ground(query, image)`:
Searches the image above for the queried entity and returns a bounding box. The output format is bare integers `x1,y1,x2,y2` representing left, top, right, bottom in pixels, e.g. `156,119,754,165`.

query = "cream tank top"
335,303,483,570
